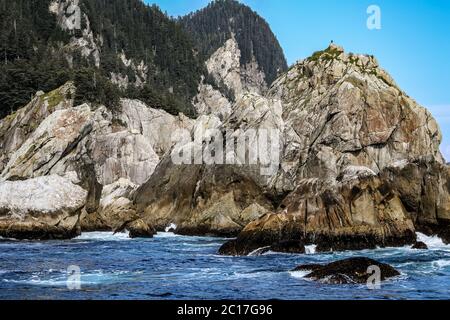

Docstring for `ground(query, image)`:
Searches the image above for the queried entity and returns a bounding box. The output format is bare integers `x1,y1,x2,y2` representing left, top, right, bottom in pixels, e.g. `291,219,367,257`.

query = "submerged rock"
125,219,156,239
0,175,87,240
412,241,428,250
294,257,400,285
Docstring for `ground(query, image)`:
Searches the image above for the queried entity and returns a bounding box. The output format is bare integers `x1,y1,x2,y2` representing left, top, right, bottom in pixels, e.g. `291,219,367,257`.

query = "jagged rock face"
268,44,443,190
117,100,194,158
241,55,269,95
135,94,284,236
89,131,159,186
135,154,274,237
381,158,450,241
0,42,448,247
0,83,194,236
0,83,75,174
81,178,139,232
0,175,87,239
0,86,194,186
86,99,193,185
1,104,94,181
193,82,232,120
193,37,269,118
135,45,449,251
206,38,243,96
50,0,101,68
220,157,450,255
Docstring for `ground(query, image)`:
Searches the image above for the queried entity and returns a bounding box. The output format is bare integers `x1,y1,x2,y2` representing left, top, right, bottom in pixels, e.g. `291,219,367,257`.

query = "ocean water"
1,232,450,300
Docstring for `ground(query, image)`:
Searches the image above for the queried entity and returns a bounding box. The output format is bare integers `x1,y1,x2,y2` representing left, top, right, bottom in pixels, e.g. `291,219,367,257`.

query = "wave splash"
416,232,449,250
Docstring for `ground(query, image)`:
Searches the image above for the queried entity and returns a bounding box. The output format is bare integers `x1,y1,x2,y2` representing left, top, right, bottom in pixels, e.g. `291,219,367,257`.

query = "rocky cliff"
134,44,449,252
0,37,448,247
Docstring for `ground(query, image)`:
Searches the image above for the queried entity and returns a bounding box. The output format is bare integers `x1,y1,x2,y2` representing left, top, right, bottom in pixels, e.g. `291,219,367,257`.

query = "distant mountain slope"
180,0,288,87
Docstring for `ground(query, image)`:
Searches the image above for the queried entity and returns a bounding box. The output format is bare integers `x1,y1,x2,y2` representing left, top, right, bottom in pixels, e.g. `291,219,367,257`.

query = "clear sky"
146,0,450,161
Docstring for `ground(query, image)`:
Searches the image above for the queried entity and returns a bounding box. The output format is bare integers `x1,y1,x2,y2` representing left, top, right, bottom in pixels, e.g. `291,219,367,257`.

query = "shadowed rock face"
293,257,400,285
381,158,450,241
135,157,274,237
219,158,449,255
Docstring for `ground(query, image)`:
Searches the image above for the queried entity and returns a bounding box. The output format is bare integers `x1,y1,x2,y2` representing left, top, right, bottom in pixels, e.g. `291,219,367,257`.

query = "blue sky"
146,0,450,160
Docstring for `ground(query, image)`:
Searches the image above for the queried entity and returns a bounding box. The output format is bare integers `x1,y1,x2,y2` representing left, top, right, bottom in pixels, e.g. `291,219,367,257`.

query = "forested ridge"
0,0,204,118
0,0,287,119
181,0,288,85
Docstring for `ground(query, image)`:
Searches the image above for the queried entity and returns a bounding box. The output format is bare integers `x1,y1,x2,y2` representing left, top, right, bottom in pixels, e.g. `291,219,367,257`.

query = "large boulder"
412,241,428,250
293,257,400,284
81,178,139,232
0,175,87,239
125,219,156,239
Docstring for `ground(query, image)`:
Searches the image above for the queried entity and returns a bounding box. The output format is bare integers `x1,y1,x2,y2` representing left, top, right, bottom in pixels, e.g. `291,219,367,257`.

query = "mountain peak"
181,0,288,86
281,44,397,92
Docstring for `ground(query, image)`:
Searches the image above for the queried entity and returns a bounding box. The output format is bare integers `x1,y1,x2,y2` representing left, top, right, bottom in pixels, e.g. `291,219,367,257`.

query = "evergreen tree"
180,0,288,85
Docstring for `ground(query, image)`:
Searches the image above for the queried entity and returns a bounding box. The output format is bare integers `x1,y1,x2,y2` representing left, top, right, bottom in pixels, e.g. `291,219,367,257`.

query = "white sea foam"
75,231,131,241
289,270,311,279
0,236,18,241
165,223,177,232
416,232,449,249
432,260,450,269
155,232,180,238
305,244,317,255
2,270,132,286
248,246,270,256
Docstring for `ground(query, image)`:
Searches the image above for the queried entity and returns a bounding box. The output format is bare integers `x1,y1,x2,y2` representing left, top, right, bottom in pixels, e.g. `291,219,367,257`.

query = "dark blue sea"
1,232,450,300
